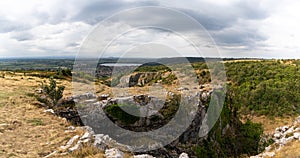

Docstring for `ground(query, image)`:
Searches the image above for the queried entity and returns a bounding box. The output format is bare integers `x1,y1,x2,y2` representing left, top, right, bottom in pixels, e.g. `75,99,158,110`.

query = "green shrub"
161,73,177,85
36,77,65,107
104,104,140,125
239,120,263,155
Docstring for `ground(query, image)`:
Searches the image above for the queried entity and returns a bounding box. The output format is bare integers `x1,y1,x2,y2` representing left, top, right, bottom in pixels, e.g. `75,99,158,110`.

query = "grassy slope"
0,72,83,157
275,141,300,158
0,72,135,158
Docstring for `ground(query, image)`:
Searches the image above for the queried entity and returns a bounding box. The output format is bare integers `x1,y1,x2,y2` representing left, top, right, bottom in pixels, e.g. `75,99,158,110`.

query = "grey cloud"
180,0,269,31
73,0,159,24
174,0,270,50
10,31,34,42
0,18,29,33
181,9,234,31
212,27,267,50
67,42,80,48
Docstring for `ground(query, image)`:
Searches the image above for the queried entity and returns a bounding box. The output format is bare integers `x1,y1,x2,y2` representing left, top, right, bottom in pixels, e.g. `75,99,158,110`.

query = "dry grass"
0,72,135,158
223,59,263,63
71,144,104,158
274,141,300,158
249,115,294,134
71,145,133,158
0,72,85,157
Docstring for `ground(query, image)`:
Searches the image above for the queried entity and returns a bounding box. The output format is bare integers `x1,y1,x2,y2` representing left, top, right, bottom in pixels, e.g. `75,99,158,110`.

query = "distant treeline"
0,57,263,71
0,58,74,71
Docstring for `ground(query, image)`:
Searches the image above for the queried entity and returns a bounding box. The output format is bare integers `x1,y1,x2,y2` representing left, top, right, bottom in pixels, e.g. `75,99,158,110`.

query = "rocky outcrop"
58,124,193,158
46,86,263,157
55,92,203,156
129,72,162,87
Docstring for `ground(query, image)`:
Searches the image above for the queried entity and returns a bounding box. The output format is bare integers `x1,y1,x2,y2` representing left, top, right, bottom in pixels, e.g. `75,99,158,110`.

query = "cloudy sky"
0,0,300,58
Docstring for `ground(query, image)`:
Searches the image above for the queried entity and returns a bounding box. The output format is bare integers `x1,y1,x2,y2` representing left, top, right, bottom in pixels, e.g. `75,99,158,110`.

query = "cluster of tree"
225,60,300,117
26,68,72,80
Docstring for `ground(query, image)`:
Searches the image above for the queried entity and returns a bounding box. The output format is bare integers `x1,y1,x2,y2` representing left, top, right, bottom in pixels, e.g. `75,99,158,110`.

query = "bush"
239,120,263,155
104,104,140,125
36,77,65,108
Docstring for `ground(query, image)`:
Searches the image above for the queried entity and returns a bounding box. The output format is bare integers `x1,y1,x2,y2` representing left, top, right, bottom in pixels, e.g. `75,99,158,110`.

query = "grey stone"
294,132,300,139
133,154,155,158
274,132,281,139
179,152,189,158
60,135,80,150
262,152,275,157
94,134,108,151
68,143,81,152
44,109,55,114
105,148,124,158
80,131,92,140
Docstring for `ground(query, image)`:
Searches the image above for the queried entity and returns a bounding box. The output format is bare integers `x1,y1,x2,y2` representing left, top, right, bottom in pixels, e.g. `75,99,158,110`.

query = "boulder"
133,154,155,158
273,132,281,139
44,109,55,114
94,134,108,151
60,135,80,150
281,126,289,132
68,143,81,152
294,132,300,139
67,126,76,131
99,94,110,101
179,152,189,158
105,148,124,158
284,126,294,135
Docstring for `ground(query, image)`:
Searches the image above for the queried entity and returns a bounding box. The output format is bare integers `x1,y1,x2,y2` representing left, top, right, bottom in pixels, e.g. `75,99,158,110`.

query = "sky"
0,0,300,58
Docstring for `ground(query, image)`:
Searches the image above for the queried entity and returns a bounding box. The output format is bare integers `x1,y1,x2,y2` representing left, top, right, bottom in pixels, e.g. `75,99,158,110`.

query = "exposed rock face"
55,86,263,157
63,92,200,156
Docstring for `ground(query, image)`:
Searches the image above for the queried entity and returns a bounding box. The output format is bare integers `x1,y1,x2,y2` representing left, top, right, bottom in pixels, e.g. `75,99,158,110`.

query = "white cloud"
258,0,300,58
0,22,92,57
